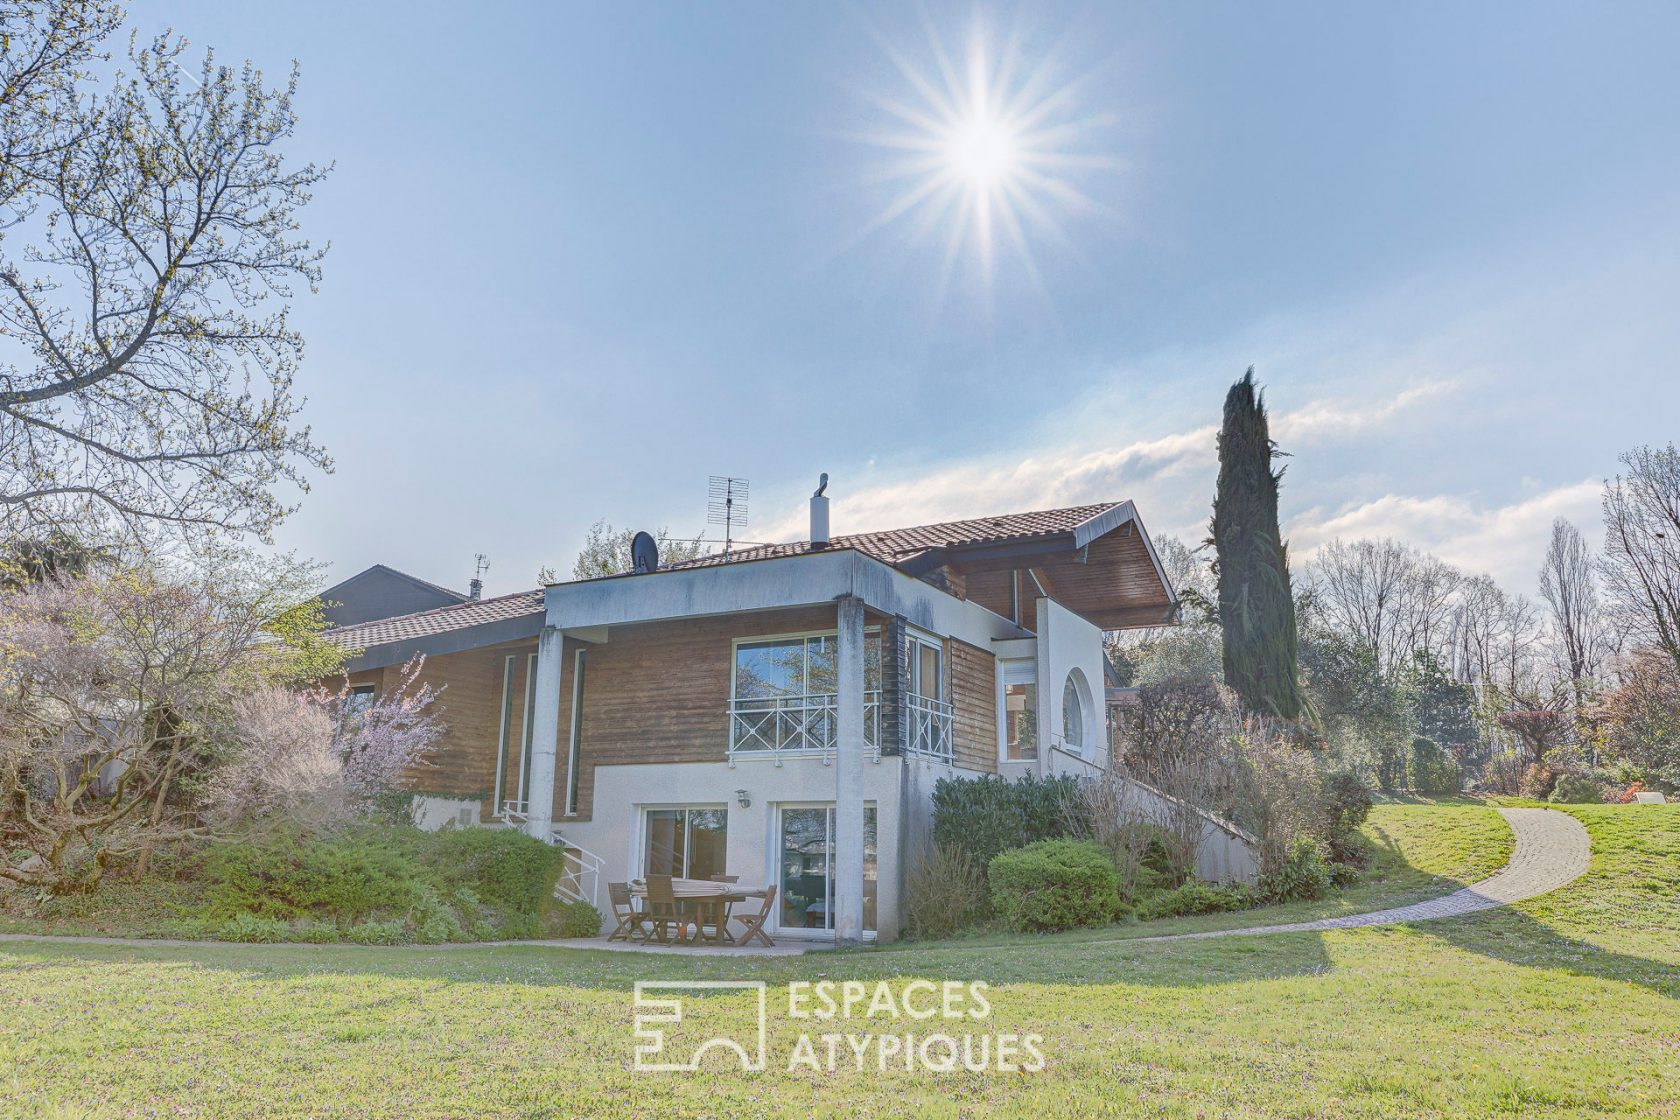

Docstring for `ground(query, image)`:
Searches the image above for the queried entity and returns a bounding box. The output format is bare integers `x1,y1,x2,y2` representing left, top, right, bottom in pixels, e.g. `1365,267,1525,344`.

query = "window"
729,630,882,755
905,631,953,761
493,653,538,816
643,807,728,880
1001,662,1037,761
564,649,586,816
907,634,943,703
1062,669,1092,754
341,684,376,726
336,685,376,748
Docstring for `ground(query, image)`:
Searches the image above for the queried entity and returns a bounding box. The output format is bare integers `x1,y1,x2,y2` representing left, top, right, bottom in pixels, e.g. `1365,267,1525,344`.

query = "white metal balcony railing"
728,690,880,760
906,693,955,762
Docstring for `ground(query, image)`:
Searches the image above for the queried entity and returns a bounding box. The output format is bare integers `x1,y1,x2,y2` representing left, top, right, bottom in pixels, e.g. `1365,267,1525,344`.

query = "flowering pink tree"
206,657,445,829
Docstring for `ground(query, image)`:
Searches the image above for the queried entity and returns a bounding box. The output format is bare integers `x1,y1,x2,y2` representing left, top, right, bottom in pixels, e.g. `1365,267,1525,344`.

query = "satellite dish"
630,531,660,574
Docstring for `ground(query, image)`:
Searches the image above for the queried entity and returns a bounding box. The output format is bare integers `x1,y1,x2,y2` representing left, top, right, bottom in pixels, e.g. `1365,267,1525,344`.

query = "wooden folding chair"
606,882,647,943
732,885,777,948
644,874,688,943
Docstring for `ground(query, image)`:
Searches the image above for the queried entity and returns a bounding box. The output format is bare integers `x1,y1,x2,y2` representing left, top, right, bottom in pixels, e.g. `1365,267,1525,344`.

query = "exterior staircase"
551,831,604,909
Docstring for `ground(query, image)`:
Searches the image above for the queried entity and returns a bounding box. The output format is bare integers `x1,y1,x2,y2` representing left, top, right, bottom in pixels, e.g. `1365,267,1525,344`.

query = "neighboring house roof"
662,502,1122,571
326,589,545,669
318,564,469,628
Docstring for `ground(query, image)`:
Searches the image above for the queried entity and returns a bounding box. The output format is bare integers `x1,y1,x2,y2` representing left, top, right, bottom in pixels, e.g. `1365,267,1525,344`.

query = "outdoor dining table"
628,878,768,946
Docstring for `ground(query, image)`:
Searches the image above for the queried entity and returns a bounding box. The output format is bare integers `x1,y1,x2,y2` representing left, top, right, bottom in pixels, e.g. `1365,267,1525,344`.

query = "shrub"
932,776,1025,868
214,912,292,943
1407,737,1461,795
346,919,406,945
202,824,568,942
1013,772,1085,843
931,774,1085,870
420,827,567,917
1519,763,1560,800
988,840,1120,932
1319,771,1373,865
905,843,987,937
1549,773,1606,804
1136,880,1256,921
549,899,602,938
1231,723,1324,881
407,884,466,944
1259,837,1332,903
204,830,421,925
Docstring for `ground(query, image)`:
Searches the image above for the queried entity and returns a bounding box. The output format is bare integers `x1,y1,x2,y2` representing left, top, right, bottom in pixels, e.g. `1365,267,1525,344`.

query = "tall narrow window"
1001,661,1038,761
493,656,518,813
564,648,586,816
520,651,538,805
907,635,944,703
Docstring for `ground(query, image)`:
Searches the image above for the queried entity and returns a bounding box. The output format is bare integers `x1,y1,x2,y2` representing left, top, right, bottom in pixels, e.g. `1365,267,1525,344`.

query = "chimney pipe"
468,577,482,601
810,473,830,548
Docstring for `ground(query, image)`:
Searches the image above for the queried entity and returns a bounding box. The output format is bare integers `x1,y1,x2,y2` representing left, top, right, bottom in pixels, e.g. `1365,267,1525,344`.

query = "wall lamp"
735,788,752,809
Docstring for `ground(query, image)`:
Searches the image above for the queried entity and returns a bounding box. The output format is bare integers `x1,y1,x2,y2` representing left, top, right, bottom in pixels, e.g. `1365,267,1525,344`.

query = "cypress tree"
1211,368,1304,720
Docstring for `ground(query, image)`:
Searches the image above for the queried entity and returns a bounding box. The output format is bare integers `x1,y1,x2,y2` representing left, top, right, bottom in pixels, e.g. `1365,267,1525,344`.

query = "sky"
132,1,1680,599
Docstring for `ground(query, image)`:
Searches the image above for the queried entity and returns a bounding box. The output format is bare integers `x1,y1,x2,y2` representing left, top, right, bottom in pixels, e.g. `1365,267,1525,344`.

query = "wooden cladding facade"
949,638,999,773
346,602,1005,824
346,636,538,811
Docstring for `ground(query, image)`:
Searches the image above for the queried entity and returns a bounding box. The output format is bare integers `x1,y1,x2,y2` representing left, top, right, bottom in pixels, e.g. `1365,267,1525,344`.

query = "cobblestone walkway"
1105,807,1591,945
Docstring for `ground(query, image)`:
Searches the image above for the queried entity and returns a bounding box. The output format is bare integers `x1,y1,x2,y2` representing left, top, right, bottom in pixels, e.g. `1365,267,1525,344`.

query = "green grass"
2,804,1676,1118
894,800,1516,948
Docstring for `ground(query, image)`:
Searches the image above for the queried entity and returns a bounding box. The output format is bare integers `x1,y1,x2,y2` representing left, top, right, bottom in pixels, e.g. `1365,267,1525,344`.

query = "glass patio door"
776,804,876,935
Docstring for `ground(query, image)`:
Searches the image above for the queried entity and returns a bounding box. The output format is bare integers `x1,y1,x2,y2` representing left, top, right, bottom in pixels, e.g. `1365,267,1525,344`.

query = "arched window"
1062,669,1092,754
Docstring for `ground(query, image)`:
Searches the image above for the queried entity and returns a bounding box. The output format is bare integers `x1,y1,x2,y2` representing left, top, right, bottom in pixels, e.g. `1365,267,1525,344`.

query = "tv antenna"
707,476,749,558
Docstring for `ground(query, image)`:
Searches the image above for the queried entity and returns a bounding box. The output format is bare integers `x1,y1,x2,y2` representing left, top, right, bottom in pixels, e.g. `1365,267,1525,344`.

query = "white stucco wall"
552,753,911,941
411,795,483,831
1034,596,1108,769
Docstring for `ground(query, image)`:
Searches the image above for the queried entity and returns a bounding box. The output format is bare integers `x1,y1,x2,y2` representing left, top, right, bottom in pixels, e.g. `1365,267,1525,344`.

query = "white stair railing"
550,831,604,910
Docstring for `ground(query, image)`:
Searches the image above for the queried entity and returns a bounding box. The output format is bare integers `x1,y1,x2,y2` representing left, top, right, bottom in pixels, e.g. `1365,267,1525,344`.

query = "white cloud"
760,378,1458,544
1287,479,1603,591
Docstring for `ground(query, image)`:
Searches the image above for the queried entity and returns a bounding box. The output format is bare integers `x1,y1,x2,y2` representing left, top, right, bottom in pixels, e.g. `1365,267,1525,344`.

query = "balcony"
905,693,954,762
728,690,880,760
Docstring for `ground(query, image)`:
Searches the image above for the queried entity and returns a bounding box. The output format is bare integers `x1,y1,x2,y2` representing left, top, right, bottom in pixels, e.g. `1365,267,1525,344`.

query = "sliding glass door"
776,804,876,935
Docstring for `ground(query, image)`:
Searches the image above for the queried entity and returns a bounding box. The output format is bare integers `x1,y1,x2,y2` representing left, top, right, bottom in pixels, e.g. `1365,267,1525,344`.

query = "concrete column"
524,625,565,841
833,594,866,946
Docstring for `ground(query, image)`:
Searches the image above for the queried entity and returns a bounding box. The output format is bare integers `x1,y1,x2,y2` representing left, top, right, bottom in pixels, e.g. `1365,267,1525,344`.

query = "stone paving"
1102,806,1592,946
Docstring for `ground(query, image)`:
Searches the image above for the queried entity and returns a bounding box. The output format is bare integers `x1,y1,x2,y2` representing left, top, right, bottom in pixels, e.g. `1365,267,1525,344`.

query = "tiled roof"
324,589,544,649
322,502,1125,649
663,502,1120,570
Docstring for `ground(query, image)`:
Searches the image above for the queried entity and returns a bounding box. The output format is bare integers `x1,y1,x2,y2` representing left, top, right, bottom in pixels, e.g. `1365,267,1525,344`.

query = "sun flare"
852,17,1118,299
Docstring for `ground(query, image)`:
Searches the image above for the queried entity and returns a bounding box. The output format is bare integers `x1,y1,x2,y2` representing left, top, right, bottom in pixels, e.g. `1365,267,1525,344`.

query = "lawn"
1,803,1675,1119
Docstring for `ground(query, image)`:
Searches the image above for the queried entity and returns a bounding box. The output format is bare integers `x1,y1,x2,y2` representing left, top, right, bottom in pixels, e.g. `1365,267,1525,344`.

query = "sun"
945,110,1020,188
850,15,1117,299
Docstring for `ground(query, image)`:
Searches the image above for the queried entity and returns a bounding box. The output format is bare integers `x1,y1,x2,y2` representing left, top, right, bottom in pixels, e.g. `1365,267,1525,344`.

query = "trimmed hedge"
988,839,1119,932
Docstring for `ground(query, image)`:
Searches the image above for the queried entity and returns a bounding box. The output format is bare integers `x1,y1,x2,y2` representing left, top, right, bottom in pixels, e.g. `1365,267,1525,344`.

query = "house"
323,487,1179,942
317,564,472,628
